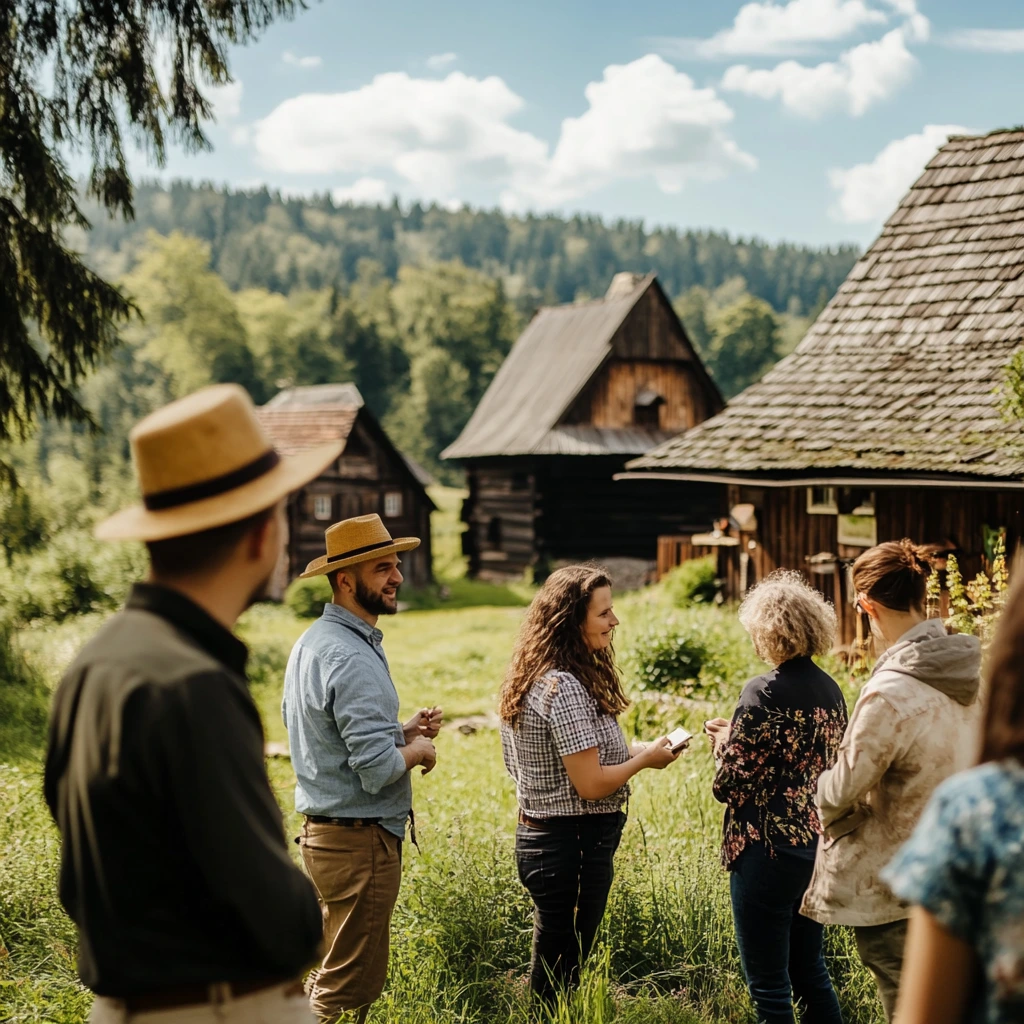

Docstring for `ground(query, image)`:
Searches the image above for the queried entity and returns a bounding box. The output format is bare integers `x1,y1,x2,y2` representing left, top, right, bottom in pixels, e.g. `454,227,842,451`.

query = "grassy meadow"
0,489,883,1023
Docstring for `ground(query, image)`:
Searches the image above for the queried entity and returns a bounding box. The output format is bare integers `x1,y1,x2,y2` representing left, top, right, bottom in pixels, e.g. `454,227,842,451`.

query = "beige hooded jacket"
801,618,982,927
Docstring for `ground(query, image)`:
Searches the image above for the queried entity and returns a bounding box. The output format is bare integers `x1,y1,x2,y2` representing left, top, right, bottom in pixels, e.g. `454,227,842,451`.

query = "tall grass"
0,579,885,1023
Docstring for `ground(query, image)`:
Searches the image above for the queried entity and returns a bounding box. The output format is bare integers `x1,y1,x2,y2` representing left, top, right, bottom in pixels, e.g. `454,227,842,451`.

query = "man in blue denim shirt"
283,515,442,1023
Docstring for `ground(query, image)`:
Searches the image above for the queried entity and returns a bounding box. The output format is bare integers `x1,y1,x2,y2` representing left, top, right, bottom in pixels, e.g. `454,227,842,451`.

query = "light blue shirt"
282,604,410,838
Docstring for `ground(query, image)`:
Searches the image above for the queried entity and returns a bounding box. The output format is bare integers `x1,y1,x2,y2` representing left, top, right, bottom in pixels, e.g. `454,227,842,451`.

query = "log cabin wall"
719,483,1024,645
288,416,434,588
462,460,537,579
536,458,723,563
462,457,724,579
451,275,724,579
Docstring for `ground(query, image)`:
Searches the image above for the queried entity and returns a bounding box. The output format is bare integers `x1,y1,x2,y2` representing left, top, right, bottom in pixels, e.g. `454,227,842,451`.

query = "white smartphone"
666,726,693,753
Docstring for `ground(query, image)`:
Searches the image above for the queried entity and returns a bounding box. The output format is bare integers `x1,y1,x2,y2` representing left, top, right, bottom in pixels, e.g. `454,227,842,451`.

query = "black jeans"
515,810,626,1002
730,844,844,1024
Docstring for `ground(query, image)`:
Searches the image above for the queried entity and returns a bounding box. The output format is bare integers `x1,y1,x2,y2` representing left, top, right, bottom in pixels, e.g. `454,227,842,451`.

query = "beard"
355,576,399,616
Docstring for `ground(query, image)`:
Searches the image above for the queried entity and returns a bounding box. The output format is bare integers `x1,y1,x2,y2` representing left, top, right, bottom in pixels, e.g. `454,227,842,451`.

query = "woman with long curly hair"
499,565,680,1003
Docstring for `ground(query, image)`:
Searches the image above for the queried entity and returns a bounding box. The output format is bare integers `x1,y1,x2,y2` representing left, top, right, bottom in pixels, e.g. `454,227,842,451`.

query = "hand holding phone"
666,726,692,753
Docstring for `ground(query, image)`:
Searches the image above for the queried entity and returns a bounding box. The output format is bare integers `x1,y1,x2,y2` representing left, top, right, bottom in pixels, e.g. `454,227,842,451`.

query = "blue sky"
146,0,1024,247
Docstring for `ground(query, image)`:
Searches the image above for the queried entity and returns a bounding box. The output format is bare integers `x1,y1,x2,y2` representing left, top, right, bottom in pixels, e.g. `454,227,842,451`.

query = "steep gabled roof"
258,384,362,455
258,383,436,503
443,274,687,459
629,129,1024,484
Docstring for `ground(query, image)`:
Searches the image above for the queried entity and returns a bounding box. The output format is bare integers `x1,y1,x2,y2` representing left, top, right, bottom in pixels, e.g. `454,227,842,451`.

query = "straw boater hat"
299,515,420,578
96,384,343,542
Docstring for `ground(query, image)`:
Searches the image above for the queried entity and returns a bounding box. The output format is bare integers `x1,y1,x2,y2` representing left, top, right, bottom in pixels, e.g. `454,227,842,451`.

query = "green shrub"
0,621,50,761
630,627,709,696
248,638,289,691
285,575,332,618
2,540,108,623
663,557,718,608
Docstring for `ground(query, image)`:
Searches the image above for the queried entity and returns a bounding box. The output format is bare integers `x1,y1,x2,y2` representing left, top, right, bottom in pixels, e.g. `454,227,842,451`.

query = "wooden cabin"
442,273,725,579
623,129,1024,643
258,384,435,596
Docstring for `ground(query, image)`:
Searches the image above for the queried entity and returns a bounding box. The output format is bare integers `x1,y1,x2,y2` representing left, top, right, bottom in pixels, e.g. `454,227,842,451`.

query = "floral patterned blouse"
713,656,848,869
883,760,1024,1024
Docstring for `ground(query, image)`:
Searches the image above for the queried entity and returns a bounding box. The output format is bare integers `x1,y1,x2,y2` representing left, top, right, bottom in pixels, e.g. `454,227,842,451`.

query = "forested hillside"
75,182,858,317
33,184,863,489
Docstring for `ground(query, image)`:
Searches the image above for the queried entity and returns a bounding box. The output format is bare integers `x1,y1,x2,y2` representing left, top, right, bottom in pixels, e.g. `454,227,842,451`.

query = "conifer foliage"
0,0,299,475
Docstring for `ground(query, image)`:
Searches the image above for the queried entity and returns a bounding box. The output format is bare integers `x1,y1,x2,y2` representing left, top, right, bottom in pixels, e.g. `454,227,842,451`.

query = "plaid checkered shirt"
500,671,630,817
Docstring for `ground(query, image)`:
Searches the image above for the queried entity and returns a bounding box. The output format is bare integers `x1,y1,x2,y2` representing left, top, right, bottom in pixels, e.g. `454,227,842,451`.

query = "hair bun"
898,538,931,576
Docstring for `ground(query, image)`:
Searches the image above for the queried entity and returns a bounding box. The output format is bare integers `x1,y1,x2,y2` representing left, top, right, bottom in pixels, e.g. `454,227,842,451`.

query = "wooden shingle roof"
258,383,437,500
258,384,361,455
629,129,1024,484
442,274,662,459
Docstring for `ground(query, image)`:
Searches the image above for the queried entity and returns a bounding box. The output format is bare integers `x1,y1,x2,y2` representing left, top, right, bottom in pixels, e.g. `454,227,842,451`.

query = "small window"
807,486,838,515
384,491,403,518
313,494,333,521
634,386,665,429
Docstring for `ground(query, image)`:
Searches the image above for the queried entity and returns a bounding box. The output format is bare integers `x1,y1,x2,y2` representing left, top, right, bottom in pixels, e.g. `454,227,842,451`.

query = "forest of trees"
0,185,863,623
76,182,859,320
51,183,862,482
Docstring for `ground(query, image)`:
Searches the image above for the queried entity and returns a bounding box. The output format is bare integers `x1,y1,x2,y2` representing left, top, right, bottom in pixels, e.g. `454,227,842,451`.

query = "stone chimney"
605,272,646,300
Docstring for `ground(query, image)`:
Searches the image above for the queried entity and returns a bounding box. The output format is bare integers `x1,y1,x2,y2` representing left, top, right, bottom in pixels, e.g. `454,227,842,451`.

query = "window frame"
806,486,839,515
383,491,403,518
313,494,333,521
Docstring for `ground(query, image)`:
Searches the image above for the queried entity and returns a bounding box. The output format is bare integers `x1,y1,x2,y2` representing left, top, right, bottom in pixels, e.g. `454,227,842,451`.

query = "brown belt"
123,978,303,1014
304,814,382,827
519,810,555,829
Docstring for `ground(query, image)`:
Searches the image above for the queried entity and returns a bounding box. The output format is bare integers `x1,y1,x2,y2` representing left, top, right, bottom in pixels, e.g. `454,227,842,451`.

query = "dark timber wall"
712,483,1024,644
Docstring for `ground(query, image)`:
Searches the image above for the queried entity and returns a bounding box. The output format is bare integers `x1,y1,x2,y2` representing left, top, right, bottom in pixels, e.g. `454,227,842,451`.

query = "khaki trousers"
89,984,315,1023
855,919,909,1023
298,820,402,1023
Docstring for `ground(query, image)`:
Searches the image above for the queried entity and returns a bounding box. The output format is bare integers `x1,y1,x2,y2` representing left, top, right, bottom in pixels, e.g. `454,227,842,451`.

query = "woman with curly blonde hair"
499,564,681,1003
707,570,847,1024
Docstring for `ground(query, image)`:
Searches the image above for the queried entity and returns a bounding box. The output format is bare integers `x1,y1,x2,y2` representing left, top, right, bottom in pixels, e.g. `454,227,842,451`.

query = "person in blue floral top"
882,576,1024,1024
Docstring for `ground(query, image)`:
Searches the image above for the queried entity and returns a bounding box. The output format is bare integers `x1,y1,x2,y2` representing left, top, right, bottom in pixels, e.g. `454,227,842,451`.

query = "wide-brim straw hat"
96,384,343,542
299,514,420,578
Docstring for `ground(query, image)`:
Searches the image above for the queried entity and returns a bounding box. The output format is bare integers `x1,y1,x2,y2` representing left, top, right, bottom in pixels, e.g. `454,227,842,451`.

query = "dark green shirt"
43,584,322,996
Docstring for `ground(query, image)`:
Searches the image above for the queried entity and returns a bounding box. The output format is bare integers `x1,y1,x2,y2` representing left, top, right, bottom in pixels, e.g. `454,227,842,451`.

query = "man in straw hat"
44,384,340,1024
283,514,442,1023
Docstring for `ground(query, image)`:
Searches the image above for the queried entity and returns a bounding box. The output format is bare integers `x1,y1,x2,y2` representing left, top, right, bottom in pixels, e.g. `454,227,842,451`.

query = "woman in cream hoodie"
801,540,982,1021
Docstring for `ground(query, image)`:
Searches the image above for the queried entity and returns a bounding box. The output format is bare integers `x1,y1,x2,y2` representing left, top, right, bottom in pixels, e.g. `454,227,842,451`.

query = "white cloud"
660,0,887,59
943,28,1024,52
253,71,547,196
828,123,973,223
210,79,243,120
230,124,252,146
426,52,458,71
508,55,756,208
253,58,754,211
722,28,917,117
331,177,392,206
283,50,322,69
